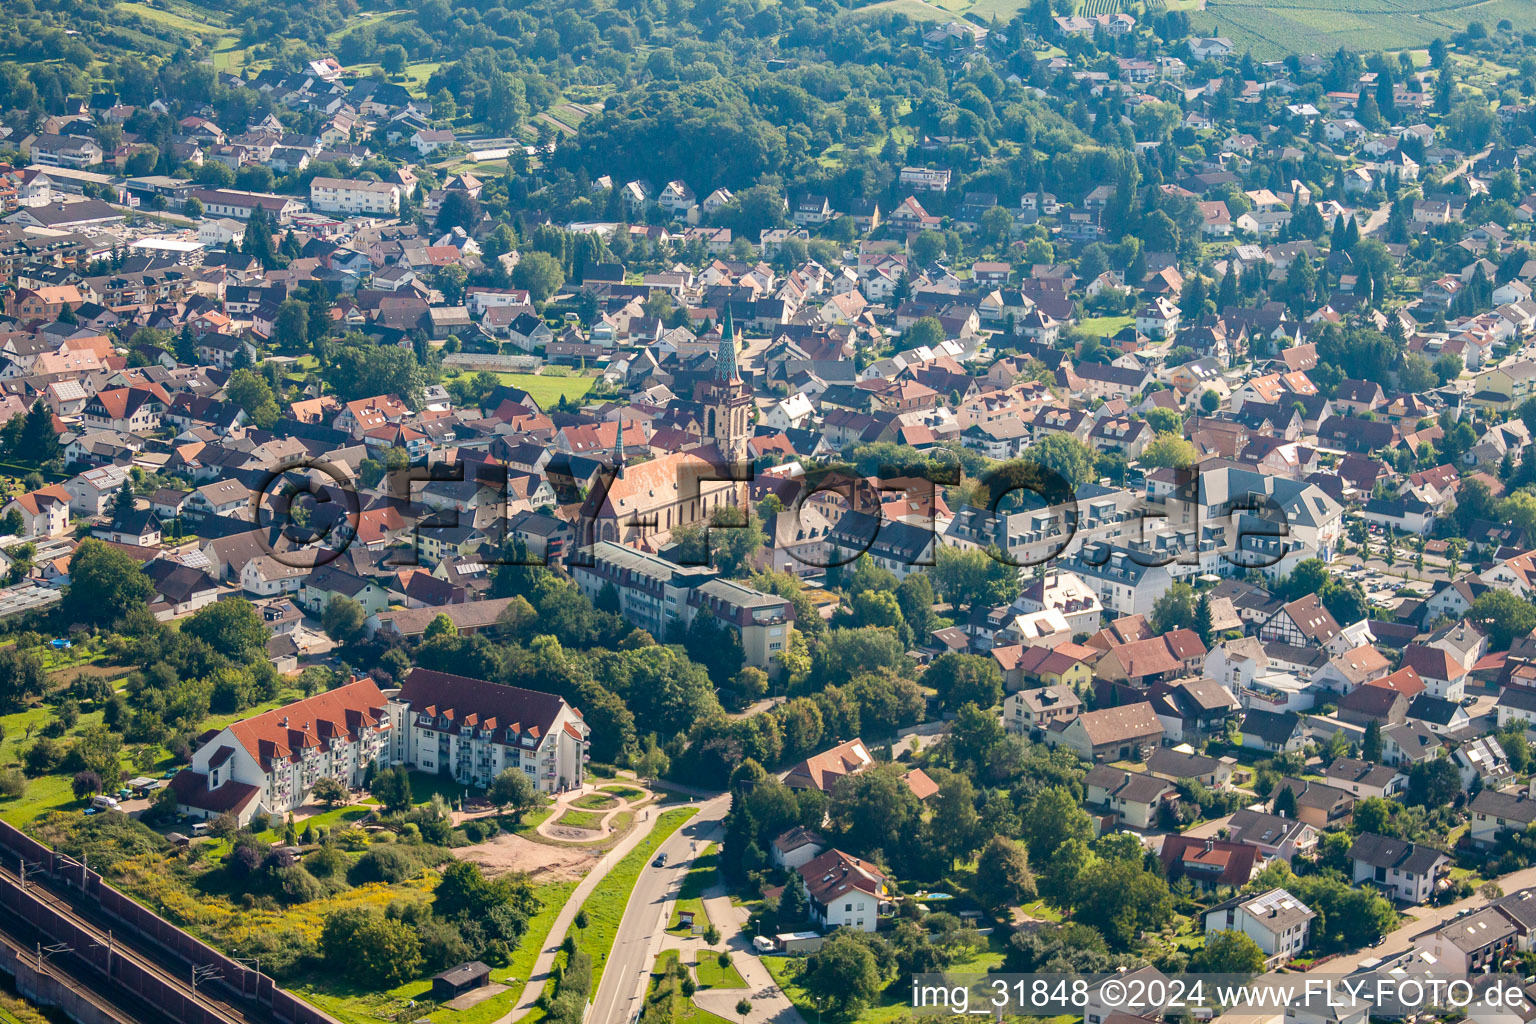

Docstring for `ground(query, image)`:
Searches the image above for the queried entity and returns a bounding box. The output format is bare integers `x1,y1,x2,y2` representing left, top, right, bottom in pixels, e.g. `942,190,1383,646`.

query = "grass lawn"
257,803,371,843
1077,315,1133,337
668,842,720,933
572,807,695,991
1020,899,1064,922
403,770,478,808
495,372,596,407
693,949,747,990
571,791,619,811
600,784,644,799
555,808,606,830
645,951,734,1024
765,933,1010,1023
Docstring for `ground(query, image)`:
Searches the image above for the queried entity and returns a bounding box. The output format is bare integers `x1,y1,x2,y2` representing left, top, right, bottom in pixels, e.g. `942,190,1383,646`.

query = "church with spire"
696,307,753,467
577,310,752,550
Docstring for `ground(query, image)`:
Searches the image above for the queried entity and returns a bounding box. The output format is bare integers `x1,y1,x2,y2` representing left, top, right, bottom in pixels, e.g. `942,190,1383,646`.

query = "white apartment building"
308,176,401,216
571,541,794,669
389,667,588,793
171,678,393,825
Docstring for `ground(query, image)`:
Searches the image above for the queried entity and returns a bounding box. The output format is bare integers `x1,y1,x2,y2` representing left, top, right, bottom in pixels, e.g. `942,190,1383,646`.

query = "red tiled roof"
225,677,389,769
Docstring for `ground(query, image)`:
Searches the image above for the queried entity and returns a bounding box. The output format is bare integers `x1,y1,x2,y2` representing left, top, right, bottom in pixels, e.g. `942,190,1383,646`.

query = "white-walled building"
389,668,588,793
309,176,401,216
171,678,393,825
1203,888,1313,967
798,848,890,932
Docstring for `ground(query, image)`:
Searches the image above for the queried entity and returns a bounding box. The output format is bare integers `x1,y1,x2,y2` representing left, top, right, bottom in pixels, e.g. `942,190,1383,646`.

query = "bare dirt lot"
452,832,599,882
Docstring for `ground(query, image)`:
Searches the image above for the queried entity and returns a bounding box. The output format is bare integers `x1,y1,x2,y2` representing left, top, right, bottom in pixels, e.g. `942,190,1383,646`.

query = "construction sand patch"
452,832,599,882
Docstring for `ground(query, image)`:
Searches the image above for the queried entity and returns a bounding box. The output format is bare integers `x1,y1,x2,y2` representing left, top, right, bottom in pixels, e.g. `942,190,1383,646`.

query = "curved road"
588,792,732,1024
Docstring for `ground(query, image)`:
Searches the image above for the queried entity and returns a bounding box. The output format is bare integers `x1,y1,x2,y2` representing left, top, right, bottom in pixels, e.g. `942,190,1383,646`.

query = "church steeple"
615,416,626,478
701,304,752,471
715,306,740,384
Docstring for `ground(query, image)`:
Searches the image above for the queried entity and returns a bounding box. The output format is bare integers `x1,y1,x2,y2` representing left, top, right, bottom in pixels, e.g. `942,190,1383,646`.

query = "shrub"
319,907,421,987
305,845,350,880
350,844,435,884
0,770,25,799
276,865,325,904
23,738,64,776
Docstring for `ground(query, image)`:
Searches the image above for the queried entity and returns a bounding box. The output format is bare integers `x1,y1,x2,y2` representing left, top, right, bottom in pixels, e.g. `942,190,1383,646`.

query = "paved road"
497,801,670,1024
1328,862,1536,975
588,793,732,1024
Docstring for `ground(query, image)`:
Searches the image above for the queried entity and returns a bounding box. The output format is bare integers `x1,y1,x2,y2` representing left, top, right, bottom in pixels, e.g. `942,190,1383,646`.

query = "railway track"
0,887,156,1024
0,855,261,1024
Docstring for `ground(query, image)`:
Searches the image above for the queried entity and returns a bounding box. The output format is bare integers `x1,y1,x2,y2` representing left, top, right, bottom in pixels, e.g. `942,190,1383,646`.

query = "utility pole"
191,964,222,999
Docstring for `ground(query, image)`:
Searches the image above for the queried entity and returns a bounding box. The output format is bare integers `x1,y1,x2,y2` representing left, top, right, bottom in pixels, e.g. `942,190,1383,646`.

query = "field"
115,1,247,68
554,808,605,830
496,372,597,407
643,951,733,1024
1077,314,1133,337
1190,0,1536,58
296,877,578,1024
763,933,1011,1024
857,0,1536,52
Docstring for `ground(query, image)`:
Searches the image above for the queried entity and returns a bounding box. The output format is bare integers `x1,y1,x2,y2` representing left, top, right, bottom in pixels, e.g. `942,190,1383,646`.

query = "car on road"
654,852,667,867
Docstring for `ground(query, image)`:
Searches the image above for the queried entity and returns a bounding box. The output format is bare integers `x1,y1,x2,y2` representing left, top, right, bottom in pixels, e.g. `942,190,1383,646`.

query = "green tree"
371,764,413,813
910,231,945,266
489,766,538,821
1071,858,1174,949
20,400,60,464
183,597,268,661
829,762,921,857
925,652,1003,711
512,251,566,304
424,613,459,642
380,44,408,76
271,299,310,351
311,775,347,808
1363,718,1382,762
1020,787,1095,865
1190,930,1267,974
320,907,422,986
1150,582,1198,634
1140,433,1196,470
904,316,945,350
1471,590,1536,649
801,931,885,1016
226,368,280,428
1353,796,1394,836
1406,757,1460,808
63,540,153,626
670,507,765,577
322,596,367,644
932,545,1020,616
975,835,1036,913
1026,433,1098,490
